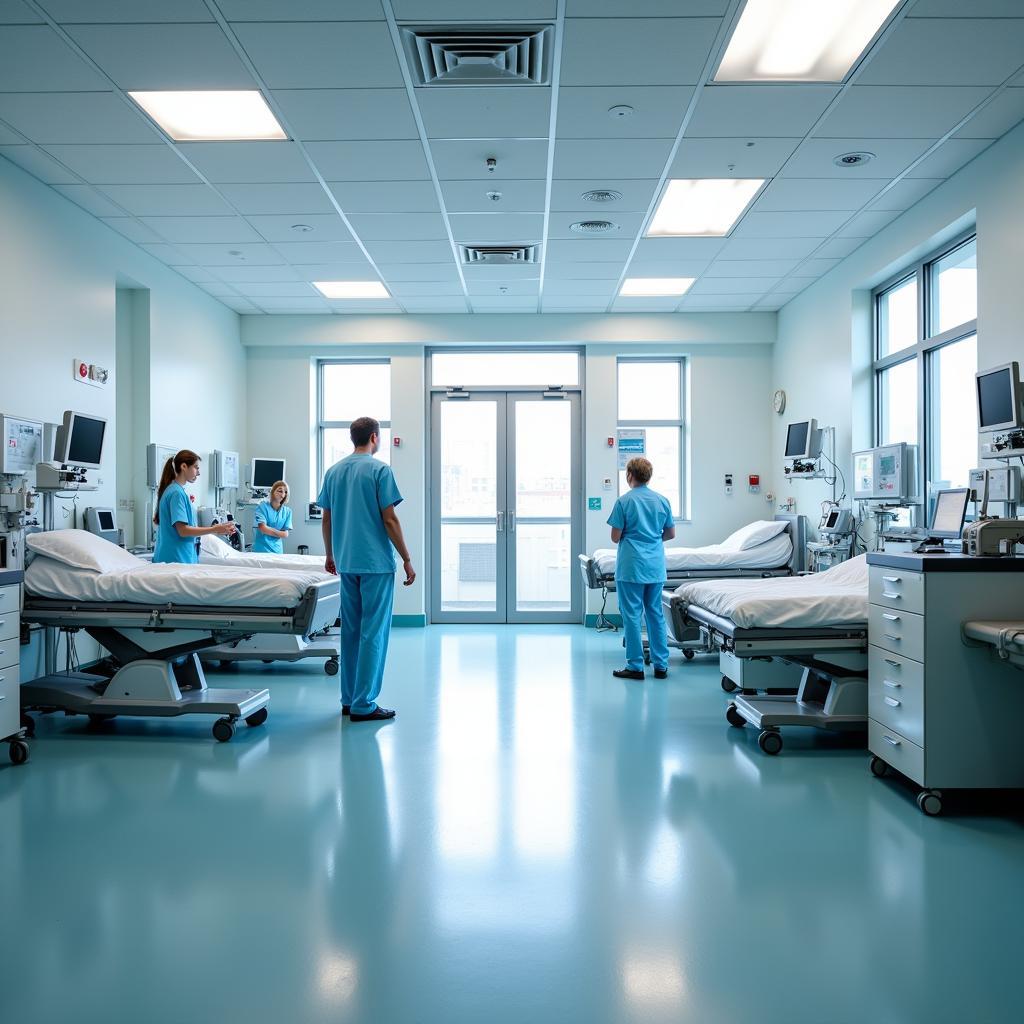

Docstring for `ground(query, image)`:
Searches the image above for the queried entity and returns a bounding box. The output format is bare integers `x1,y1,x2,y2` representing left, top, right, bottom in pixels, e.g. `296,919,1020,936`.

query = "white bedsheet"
199,537,331,575
674,554,869,628
26,555,327,608
593,533,792,575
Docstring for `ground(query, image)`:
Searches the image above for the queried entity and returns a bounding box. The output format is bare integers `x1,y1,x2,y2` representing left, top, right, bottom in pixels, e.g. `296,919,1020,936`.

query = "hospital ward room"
3,3,1024,1023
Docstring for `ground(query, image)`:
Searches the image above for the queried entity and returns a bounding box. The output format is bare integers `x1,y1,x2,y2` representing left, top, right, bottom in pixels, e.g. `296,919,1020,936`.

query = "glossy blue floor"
2,625,1022,1023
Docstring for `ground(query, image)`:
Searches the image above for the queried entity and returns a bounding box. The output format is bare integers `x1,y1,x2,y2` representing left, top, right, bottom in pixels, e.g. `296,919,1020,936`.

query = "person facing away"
317,416,415,722
153,449,236,564
252,479,292,555
607,456,675,681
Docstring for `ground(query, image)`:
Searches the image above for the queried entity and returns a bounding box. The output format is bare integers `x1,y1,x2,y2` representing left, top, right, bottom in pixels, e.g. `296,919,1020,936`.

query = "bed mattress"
674,554,869,628
200,550,332,574
26,555,326,608
592,533,792,575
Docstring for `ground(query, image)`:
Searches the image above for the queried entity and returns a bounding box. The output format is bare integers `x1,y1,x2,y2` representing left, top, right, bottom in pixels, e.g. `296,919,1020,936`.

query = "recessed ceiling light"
833,151,874,167
647,179,763,237
313,281,390,300
291,223,314,232
608,104,634,119
581,189,623,203
715,0,901,82
620,277,695,297
128,90,287,141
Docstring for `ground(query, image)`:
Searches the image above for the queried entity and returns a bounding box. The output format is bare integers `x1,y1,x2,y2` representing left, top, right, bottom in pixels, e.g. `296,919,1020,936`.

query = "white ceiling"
1,0,1023,315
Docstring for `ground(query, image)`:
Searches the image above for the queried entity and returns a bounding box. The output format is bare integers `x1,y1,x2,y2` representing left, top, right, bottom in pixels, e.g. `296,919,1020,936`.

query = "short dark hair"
350,416,380,447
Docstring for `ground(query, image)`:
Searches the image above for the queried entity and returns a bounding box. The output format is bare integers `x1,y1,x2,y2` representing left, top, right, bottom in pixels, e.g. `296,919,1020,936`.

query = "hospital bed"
19,533,340,742
962,621,1024,669
197,534,340,674
668,556,870,754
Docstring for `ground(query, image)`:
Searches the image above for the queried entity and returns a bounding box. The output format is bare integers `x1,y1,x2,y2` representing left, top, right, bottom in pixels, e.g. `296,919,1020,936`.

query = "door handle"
496,511,504,533
508,511,516,532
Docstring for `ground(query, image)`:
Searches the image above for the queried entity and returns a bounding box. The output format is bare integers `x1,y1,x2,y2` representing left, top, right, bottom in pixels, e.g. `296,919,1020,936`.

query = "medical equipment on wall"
198,506,244,551
143,442,178,548
806,503,855,572
248,456,286,498
35,410,106,493
0,413,43,569
211,448,240,514
977,362,1024,459
782,419,823,477
84,507,121,547
852,443,918,502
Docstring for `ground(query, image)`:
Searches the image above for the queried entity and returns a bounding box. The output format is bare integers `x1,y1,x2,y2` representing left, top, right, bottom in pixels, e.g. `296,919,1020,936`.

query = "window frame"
616,356,687,521
872,230,977,512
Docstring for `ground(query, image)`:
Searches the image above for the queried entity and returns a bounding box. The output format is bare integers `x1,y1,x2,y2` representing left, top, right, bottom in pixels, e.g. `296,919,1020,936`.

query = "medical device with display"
84,507,120,546
52,410,106,469
853,443,918,502
784,419,820,460
212,449,240,490
976,362,1024,432
251,457,286,491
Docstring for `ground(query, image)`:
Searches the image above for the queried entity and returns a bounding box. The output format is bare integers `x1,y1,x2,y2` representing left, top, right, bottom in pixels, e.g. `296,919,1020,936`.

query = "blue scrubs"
252,500,292,554
607,485,673,672
317,454,403,714
153,482,198,564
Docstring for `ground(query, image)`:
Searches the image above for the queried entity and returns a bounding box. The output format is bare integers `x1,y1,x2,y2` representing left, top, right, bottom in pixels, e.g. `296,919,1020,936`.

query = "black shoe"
349,706,396,722
613,668,645,681
341,705,350,716
654,668,668,680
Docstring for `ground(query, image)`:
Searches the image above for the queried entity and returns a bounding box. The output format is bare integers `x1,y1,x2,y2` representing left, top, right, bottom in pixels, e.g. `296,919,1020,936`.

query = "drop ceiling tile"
905,138,993,178
139,243,193,265
214,265,301,282
375,263,461,282
462,264,540,281
199,282,243,297
813,237,865,260
100,183,234,216
0,122,22,145
99,217,164,243
689,277,780,295
221,0,385,17
306,141,429,181
328,301,404,314
856,18,1024,87
556,87,694,139
401,298,470,312
418,88,551,140
671,137,801,178
174,266,218,283
393,0,554,15
0,26,108,90
0,92,157,145
716,236,825,260
430,140,548,180
781,138,934,179
799,258,842,276
955,89,1024,140
51,184,125,217
909,1,1024,13
467,280,540,297
232,22,403,89
548,210,646,238
46,1,214,20
67,24,255,90
834,210,903,238
686,85,840,138
272,89,418,142
43,144,199,184
752,299,785,311
173,243,286,266
545,238,635,262
0,144,79,183
219,182,338,214
544,262,624,280
732,211,850,237
251,297,331,311
633,237,727,261
753,177,887,212
610,296,682,312
541,300,608,312
561,18,719,87
289,263,374,279
471,296,538,309
272,240,368,262
328,179,439,213
544,279,619,296
442,178,545,213
0,1,44,22
449,213,544,243
868,178,944,210
705,259,800,277
244,213,354,242
624,259,712,277
388,281,466,297
815,86,990,139
221,299,260,313
363,240,455,263
550,178,659,212
554,139,674,179
138,216,263,244
348,213,448,241
678,295,763,309
178,141,314,184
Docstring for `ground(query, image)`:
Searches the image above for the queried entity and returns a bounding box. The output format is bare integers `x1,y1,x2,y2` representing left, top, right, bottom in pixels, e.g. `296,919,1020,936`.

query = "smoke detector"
833,151,874,167
570,220,618,234
580,189,623,203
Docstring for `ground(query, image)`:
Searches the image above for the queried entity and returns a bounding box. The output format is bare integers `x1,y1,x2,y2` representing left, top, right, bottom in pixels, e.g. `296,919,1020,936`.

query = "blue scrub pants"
617,580,669,673
338,572,395,715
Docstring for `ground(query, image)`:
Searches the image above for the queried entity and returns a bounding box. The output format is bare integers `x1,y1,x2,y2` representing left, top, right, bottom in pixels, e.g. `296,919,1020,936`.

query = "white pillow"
721,519,789,552
200,533,237,558
27,529,144,573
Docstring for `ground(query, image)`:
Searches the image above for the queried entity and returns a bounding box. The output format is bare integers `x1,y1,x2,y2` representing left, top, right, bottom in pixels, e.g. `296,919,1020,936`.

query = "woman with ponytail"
153,450,236,564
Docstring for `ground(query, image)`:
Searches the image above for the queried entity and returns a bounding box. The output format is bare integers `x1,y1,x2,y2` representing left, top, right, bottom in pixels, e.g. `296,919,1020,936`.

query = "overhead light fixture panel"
128,90,286,141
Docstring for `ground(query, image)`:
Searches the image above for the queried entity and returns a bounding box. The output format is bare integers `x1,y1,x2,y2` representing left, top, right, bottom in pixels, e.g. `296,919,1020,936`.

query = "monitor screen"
67,414,106,466
929,488,970,539
252,458,285,488
97,510,115,531
785,422,809,458
977,367,1016,429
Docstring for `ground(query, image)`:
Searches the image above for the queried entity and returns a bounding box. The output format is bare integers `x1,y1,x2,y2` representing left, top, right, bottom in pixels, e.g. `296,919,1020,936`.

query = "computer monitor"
785,419,819,459
251,457,285,490
53,411,106,468
976,362,1024,432
929,488,970,540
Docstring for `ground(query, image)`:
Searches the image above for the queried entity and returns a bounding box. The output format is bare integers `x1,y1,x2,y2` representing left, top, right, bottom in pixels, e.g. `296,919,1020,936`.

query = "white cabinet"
0,579,23,756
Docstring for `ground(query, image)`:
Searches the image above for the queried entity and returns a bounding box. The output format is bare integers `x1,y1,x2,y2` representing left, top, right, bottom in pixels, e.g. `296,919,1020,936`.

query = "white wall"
773,121,1024,533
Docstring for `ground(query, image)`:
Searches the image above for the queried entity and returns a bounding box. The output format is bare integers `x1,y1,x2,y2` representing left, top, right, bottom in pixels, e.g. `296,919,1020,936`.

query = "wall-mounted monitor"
213,449,240,489
251,457,285,490
53,410,106,469
976,362,1024,432
853,443,918,502
784,419,819,459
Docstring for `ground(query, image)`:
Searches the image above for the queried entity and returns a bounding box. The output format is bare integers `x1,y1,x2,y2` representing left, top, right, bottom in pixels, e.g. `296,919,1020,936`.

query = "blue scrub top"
252,500,293,554
317,454,403,574
607,485,673,584
153,481,198,564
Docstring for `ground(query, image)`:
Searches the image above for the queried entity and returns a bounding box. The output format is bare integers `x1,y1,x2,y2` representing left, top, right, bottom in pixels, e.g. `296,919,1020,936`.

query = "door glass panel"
440,402,497,518
515,523,571,612
440,523,498,612
515,401,571,518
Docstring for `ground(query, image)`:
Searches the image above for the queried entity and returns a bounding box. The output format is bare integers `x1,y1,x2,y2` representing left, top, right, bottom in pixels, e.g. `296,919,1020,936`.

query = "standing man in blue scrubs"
607,457,675,681
318,417,415,722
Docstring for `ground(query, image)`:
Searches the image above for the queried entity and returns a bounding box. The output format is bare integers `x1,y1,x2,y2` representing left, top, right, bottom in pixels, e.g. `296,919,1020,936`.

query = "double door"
430,390,582,623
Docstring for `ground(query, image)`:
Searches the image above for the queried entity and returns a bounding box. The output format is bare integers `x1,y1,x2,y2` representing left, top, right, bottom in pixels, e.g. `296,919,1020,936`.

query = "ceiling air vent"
570,220,618,234
460,244,541,266
402,26,553,86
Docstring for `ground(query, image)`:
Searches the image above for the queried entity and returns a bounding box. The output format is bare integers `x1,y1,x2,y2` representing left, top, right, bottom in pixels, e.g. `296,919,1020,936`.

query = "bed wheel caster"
8,739,29,766
245,708,268,728
87,713,116,728
725,704,746,728
212,718,235,743
917,790,943,816
758,729,783,755
682,650,695,661
721,676,737,693
20,713,35,739
869,755,889,778
325,658,339,676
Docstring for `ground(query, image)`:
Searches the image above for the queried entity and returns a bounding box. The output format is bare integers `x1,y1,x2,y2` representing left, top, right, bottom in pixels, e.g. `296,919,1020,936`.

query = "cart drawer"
0,636,20,671
868,648,924,747
0,664,20,740
0,585,19,616
0,612,19,644
869,604,924,663
869,719,924,786
869,567,924,615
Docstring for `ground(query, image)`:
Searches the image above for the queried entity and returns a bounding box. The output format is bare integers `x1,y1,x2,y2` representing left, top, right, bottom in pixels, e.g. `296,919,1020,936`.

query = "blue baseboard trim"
393,614,427,627
585,613,622,628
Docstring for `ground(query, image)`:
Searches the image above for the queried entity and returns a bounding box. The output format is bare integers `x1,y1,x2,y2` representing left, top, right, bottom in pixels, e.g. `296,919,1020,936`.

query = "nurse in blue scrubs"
153,449,236,563
318,416,415,723
607,456,675,681
252,480,293,554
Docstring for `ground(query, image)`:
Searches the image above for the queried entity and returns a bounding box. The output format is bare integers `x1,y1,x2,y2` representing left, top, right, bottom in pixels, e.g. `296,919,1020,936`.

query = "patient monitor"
36,410,106,491
85,507,120,546
250,457,286,494
915,488,969,552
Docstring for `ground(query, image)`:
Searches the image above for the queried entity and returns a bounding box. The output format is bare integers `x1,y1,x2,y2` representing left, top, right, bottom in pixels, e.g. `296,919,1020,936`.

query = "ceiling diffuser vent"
460,244,541,265
402,26,553,86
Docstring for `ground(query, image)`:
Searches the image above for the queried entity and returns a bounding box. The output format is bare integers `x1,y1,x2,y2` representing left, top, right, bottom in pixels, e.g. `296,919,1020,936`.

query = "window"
318,362,391,493
432,351,579,387
873,232,977,509
617,358,684,517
